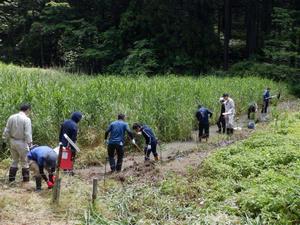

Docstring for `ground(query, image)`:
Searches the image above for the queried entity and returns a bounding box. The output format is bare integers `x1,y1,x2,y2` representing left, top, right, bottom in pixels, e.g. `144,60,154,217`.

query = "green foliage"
88,112,300,224
0,63,284,146
230,61,299,81
264,7,300,66
121,39,158,75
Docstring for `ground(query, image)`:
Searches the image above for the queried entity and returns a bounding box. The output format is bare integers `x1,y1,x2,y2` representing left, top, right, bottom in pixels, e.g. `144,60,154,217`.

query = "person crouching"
132,123,159,161
27,146,57,191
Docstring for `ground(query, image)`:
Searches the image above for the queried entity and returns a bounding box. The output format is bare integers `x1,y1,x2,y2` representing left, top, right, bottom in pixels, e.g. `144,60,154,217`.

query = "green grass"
88,111,300,224
0,62,285,148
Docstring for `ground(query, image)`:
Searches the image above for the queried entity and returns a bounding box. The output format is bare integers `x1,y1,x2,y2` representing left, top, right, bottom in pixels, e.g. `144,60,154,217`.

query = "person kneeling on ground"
132,123,159,161
104,114,135,172
27,146,57,191
196,105,213,142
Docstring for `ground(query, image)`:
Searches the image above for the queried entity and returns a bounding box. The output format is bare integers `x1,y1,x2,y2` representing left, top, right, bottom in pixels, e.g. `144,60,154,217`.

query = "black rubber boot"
8,167,18,182
22,168,30,182
35,177,42,191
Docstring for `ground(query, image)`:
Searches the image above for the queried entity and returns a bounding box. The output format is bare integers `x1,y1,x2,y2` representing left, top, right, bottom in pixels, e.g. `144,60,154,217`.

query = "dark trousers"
144,142,158,160
217,116,226,133
199,123,209,139
107,144,124,172
261,101,269,114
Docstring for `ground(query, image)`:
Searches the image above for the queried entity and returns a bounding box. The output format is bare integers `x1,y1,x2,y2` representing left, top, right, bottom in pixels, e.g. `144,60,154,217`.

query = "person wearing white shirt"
2,103,32,183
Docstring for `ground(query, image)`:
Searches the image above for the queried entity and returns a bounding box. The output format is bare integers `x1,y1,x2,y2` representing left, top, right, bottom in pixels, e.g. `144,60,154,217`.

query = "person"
59,112,82,160
132,123,159,161
247,102,258,129
248,102,258,120
222,93,235,135
261,87,271,114
195,105,213,142
216,97,226,133
104,114,135,172
2,103,32,183
27,146,57,191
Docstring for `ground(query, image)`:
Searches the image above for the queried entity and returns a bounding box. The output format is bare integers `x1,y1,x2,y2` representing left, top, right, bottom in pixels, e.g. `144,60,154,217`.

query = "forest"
0,0,299,79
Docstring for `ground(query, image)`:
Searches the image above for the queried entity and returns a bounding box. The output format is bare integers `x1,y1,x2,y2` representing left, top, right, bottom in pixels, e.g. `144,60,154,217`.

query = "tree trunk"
246,0,259,58
224,0,231,70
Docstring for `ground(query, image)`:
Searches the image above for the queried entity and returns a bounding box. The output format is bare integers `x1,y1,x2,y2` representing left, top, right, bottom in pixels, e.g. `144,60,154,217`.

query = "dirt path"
76,114,251,182
76,98,300,183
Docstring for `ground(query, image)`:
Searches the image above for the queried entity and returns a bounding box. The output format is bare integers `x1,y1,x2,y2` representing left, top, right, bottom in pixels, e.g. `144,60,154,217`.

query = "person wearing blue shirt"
104,114,135,172
27,146,57,191
261,87,271,114
196,105,213,142
59,111,82,159
132,123,159,161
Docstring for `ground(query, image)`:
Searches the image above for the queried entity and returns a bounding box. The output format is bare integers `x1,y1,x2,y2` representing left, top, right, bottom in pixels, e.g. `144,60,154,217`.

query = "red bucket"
59,146,73,170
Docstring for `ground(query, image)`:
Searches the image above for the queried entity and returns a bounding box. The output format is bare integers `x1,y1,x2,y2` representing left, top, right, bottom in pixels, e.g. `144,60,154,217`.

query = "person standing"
59,111,82,160
216,98,226,134
104,114,135,172
196,105,213,142
222,93,235,135
261,87,271,114
27,146,57,191
2,103,32,183
132,123,159,161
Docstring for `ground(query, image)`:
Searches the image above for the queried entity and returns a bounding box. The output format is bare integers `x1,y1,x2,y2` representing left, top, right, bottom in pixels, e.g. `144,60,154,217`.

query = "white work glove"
132,139,136,145
147,145,151,150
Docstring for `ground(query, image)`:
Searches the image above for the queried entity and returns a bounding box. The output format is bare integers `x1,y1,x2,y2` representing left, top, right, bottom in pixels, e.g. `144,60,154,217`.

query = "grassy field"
87,110,300,224
0,63,284,148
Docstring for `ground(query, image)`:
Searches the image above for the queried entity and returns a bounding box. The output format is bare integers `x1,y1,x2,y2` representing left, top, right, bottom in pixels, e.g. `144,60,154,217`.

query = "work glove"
47,181,54,189
147,145,151,150
132,139,136,145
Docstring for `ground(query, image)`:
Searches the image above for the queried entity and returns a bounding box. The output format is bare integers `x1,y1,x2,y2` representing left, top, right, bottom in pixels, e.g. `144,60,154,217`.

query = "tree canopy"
0,0,299,75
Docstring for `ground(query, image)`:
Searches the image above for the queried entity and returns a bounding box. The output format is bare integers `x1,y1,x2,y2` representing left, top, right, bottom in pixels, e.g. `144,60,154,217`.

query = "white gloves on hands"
132,139,136,145
147,145,151,150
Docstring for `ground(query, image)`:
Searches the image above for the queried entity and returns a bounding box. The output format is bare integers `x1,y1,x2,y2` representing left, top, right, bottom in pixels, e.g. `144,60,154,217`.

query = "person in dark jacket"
132,123,159,161
196,105,213,142
27,146,57,191
59,111,82,159
104,114,135,172
248,102,258,120
261,88,271,114
216,98,226,133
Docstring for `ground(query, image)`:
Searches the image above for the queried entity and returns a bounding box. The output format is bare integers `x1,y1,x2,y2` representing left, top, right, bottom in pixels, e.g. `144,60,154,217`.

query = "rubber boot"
22,168,30,182
35,177,42,192
8,167,18,182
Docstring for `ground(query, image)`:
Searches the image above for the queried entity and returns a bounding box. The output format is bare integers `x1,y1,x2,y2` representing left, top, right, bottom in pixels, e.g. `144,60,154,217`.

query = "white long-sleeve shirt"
2,111,32,143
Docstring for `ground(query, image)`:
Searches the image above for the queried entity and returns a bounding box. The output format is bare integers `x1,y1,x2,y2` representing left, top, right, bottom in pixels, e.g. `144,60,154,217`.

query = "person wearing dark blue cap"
27,146,57,191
